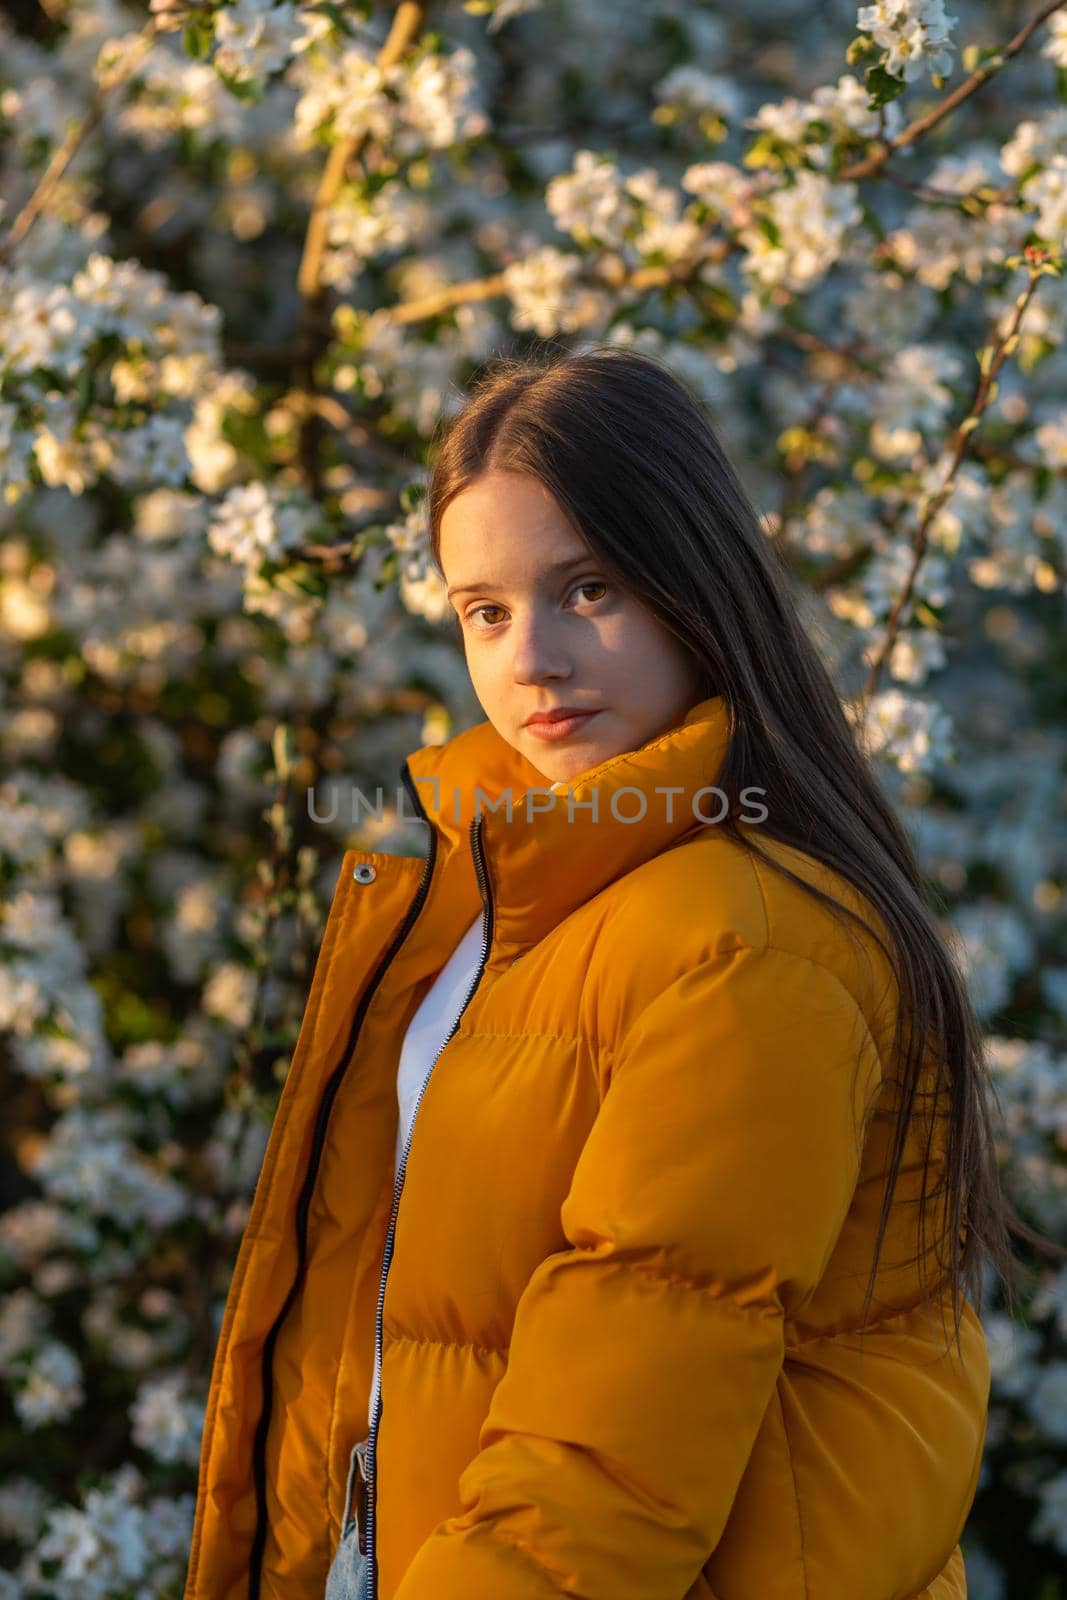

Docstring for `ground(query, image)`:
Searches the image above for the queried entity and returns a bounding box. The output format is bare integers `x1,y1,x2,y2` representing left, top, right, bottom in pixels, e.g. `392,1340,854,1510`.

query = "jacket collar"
401,694,733,955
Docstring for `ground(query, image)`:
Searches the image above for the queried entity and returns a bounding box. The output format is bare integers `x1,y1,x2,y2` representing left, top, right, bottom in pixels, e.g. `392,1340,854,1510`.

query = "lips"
523,709,602,741
525,708,599,726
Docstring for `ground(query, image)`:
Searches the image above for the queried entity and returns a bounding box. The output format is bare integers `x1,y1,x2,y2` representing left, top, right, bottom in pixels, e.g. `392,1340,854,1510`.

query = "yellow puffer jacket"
184,694,990,1600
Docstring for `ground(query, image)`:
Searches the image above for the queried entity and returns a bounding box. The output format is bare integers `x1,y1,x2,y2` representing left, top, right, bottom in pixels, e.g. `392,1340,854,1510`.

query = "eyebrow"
446,554,595,603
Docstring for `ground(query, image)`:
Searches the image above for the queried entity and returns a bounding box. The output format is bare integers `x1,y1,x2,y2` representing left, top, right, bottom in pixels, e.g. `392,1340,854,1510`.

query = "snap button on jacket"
183,694,990,1600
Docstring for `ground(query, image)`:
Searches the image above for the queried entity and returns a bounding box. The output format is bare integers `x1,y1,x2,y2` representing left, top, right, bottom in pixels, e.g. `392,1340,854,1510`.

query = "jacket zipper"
362,804,494,1596
246,762,438,1600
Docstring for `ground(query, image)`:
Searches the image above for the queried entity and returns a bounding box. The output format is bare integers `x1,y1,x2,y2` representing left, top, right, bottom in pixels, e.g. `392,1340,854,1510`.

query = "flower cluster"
857,0,957,84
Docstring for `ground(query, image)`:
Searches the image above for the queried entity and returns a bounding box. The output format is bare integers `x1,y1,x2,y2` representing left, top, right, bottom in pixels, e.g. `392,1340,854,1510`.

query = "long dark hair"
423,341,1066,1356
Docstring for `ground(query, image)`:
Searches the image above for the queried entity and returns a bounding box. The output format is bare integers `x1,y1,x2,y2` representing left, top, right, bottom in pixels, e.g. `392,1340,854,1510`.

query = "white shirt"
367,913,485,1429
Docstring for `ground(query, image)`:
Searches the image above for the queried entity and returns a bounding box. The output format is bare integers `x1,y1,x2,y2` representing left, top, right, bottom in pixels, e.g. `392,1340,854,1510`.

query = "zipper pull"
355,1438,370,1555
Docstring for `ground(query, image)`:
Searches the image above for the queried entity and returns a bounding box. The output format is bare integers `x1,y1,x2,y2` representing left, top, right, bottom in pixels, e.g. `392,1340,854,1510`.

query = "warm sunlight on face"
438,470,709,784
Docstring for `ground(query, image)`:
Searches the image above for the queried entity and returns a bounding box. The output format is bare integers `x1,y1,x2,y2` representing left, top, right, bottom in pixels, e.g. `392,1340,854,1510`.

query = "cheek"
610,609,694,688
462,639,505,700
607,605,669,661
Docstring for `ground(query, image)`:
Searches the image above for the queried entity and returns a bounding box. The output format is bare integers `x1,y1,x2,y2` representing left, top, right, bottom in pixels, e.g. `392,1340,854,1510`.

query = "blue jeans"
324,1440,372,1600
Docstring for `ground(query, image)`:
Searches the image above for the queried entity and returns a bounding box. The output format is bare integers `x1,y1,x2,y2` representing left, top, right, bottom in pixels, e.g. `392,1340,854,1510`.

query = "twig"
879,167,1024,209
838,0,1067,182
0,22,161,264
859,251,1050,708
293,1,428,495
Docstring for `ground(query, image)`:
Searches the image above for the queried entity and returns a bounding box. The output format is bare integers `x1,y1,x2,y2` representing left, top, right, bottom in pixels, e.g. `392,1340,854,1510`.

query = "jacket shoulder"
580,824,900,1069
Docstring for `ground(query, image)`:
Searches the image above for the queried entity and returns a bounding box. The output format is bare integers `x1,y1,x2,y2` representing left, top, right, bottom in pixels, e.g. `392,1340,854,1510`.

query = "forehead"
439,472,592,576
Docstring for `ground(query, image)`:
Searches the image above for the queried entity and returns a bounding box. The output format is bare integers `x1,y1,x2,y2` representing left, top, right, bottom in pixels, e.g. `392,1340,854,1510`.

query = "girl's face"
438,470,709,784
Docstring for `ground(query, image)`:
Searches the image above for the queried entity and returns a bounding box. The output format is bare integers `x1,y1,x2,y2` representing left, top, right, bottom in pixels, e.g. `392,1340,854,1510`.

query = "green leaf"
865,64,907,109
846,34,880,65
75,360,95,422
376,549,400,588
315,1,358,33
758,213,782,246
859,202,887,243
271,724,293,782
217,69,264,104
182,19,211,60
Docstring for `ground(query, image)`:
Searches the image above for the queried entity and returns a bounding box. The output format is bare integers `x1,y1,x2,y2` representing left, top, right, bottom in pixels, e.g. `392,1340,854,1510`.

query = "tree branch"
293,1,429,496
838,0,1067,182
859,250,1051,709
0,22,161,265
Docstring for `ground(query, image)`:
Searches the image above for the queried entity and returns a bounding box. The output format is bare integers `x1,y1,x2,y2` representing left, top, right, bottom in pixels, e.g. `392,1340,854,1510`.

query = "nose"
509,608,572,686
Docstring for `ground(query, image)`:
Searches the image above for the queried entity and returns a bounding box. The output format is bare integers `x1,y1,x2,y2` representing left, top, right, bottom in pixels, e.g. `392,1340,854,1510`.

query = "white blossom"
27,1107,190,1231
291,42,487,156
986,1037,1067,1146
1026,1361,1067,1444
207,481,316,570
546,149,645,252
0,1201,98,1268
1032,1468,1067,1556
399,564,451,625
869,345,963,460
485,0,544,29
0,1476,51,1546
856,0,957,83
17,1466,194,1594
967,474,1059,594
110,49,245,146
858,688,955,773
129,1370,206,1465
1041,12,1067,70
1000,109,1067,178
785,486,874,559
982,1308,1043,1399
504,247,611,337
213,0,303,86
1034,413,1067,470
885,152,1027,290
0,1289,47,1367
739,171,862,294
14,1340,85,1428
654,65,744,128
950,905,1037,1019
1022,154,1067,244
747,75,904,168
887,626,949,684
201,962,257,1030
321,182,426,288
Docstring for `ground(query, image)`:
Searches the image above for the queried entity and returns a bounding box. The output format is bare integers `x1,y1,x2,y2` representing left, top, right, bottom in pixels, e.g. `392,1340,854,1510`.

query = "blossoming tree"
1,0,1066,1593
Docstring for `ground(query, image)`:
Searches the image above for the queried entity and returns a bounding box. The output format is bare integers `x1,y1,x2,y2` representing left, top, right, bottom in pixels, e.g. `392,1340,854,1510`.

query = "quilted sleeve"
391,942,885,1600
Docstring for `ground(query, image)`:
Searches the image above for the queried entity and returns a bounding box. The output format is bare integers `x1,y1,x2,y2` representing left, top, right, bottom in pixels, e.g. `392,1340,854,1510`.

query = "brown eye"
467,603,506,628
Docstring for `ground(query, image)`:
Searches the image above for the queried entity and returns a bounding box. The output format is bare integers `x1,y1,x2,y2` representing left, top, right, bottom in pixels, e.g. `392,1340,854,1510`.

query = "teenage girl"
184,346,1057,1600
